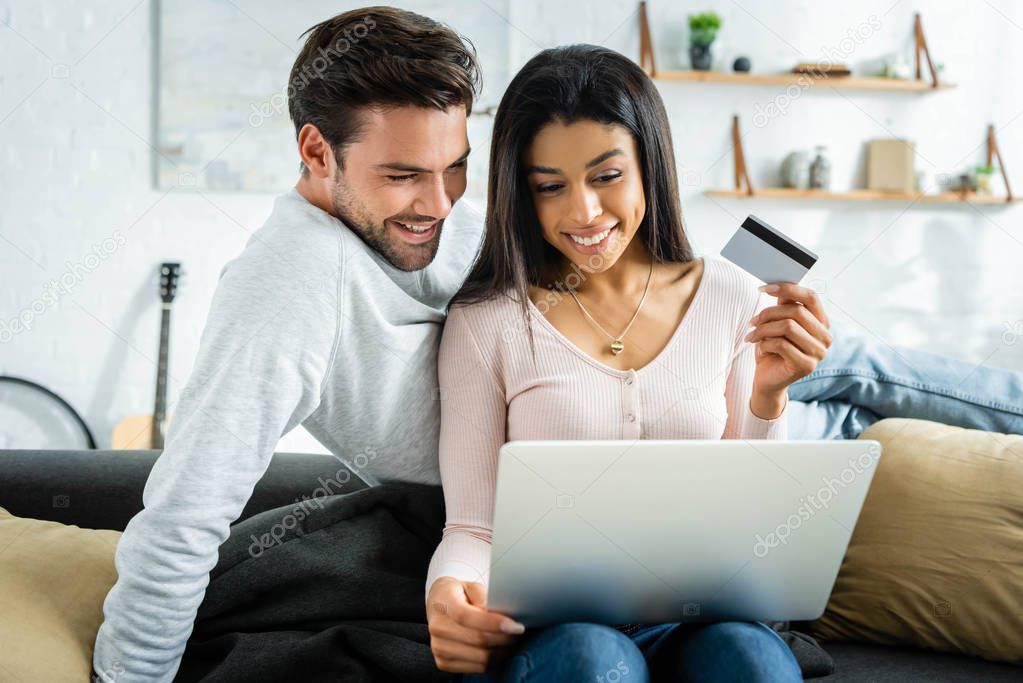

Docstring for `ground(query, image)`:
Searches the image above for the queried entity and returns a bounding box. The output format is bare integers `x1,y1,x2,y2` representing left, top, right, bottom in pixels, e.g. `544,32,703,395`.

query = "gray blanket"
176,483,453,682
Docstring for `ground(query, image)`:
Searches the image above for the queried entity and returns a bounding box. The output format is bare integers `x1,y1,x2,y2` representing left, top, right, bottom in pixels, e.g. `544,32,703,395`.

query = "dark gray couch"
2,449,1019,682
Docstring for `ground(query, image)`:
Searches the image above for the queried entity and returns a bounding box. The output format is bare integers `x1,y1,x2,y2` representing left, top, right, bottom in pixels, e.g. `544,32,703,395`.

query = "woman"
425,44,832,681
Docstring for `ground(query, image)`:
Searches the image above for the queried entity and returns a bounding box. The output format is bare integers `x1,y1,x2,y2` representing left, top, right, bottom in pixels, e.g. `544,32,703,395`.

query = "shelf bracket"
914,13,940,88
732,115,754,195
638,1,657,77
987,124,1014,202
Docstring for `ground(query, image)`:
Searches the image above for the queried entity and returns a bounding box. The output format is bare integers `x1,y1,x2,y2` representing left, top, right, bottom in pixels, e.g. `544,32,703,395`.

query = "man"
92,7,485,681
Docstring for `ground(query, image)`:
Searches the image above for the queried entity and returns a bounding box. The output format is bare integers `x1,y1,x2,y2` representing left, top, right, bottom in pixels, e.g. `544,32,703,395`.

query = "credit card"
720,214,818,284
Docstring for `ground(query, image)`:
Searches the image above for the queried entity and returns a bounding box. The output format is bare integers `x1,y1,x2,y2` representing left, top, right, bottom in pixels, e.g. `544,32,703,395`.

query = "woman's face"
523,119,647,275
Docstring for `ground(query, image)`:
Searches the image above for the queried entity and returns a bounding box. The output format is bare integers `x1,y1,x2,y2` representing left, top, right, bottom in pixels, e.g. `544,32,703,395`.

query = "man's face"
331,105,469,271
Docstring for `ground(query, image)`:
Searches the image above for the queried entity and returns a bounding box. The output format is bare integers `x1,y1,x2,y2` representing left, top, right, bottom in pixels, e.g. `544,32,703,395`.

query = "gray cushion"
0,449,367,531
820,642,1022,681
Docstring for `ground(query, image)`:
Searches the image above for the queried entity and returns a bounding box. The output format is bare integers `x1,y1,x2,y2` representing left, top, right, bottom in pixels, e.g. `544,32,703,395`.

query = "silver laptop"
487,439,881,627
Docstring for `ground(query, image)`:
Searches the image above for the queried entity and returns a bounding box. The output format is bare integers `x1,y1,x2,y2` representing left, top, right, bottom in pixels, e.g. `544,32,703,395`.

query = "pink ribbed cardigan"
425,256,788,598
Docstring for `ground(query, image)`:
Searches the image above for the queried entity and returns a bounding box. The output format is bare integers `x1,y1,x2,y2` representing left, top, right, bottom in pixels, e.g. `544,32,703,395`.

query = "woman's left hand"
745,282,832,401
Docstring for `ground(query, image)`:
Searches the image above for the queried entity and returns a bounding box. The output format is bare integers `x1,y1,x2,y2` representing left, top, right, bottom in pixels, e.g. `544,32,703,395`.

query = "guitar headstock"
159,262,182,304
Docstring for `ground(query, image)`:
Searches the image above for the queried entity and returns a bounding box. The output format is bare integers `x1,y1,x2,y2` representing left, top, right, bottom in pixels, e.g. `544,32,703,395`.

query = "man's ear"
297,123,334,179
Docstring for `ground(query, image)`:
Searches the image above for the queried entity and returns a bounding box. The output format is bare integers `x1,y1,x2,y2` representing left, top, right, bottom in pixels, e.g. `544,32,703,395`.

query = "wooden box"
868,139,917,193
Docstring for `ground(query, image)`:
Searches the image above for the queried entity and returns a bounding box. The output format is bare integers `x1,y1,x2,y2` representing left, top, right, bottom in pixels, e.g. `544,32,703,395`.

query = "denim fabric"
465,620,801,682
787,318,1023,440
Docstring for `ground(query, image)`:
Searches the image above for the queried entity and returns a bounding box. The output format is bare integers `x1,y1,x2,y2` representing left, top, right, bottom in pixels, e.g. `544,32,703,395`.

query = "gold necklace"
562,259,655,356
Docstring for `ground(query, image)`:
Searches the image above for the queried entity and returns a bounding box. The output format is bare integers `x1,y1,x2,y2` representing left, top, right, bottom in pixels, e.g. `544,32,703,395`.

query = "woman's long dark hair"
455,44,695,313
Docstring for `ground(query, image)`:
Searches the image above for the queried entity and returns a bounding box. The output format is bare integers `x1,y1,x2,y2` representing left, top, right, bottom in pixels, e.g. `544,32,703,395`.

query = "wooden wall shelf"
652,70,955,93
705,188,1019,206
637,2,950,92
636,3,1015,208
715,116,1015,207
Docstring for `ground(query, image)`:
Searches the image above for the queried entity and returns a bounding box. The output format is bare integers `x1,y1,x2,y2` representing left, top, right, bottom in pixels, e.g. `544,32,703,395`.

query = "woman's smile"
562,223,620,254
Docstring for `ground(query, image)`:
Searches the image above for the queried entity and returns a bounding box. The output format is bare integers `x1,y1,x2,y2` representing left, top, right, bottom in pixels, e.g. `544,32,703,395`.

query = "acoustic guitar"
112,262,180,450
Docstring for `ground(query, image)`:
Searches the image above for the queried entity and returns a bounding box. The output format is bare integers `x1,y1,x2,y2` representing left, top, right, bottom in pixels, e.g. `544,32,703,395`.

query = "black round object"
0,376,96,449
733,56,752,72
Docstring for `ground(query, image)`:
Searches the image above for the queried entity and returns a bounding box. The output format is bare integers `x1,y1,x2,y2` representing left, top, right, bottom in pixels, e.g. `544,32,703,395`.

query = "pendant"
610,340,624,355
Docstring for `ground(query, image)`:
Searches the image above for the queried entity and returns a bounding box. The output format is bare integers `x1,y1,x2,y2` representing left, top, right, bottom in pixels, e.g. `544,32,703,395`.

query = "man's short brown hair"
288,6,481,172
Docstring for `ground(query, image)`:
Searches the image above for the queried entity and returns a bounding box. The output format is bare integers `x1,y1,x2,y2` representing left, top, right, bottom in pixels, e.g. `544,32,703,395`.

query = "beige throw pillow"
0,507,121,681
809,418,1022,665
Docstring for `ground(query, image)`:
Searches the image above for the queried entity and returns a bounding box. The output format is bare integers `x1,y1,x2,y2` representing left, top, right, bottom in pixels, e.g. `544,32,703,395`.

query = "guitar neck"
150,304,172,449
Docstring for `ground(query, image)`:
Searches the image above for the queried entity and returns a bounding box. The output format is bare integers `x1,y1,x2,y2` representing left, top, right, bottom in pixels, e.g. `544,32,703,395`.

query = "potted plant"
974,164,995,195
688,11,721,70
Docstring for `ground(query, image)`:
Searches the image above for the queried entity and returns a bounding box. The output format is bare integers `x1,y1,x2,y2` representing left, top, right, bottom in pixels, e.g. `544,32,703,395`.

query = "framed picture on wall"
153,0,513,196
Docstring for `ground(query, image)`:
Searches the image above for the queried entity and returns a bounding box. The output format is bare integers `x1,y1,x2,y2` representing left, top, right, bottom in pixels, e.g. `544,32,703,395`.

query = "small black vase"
689,44,712,70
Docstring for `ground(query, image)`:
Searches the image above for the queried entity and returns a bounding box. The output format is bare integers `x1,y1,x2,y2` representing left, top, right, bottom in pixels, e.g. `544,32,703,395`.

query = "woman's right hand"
426,576,526,673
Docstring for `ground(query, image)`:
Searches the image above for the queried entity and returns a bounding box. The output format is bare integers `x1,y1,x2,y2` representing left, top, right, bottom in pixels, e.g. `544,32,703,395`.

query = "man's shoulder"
434,196,485,272
215,191,344,308
253,190,345,270
446,197,485,239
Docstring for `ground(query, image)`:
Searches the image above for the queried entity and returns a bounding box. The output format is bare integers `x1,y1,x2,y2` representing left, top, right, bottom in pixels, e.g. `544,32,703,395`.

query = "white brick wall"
2,0,1021,450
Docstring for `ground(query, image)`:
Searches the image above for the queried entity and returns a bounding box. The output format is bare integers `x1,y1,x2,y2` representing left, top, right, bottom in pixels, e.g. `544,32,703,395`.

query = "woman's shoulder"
700,255,764,307
690,255,773,330
441,292,528,374
447,289,524,322
444,291,529,345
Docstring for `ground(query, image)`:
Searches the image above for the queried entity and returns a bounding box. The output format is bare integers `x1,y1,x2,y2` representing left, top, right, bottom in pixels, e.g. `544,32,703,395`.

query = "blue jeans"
786,318,1023,440
465,621,801,683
